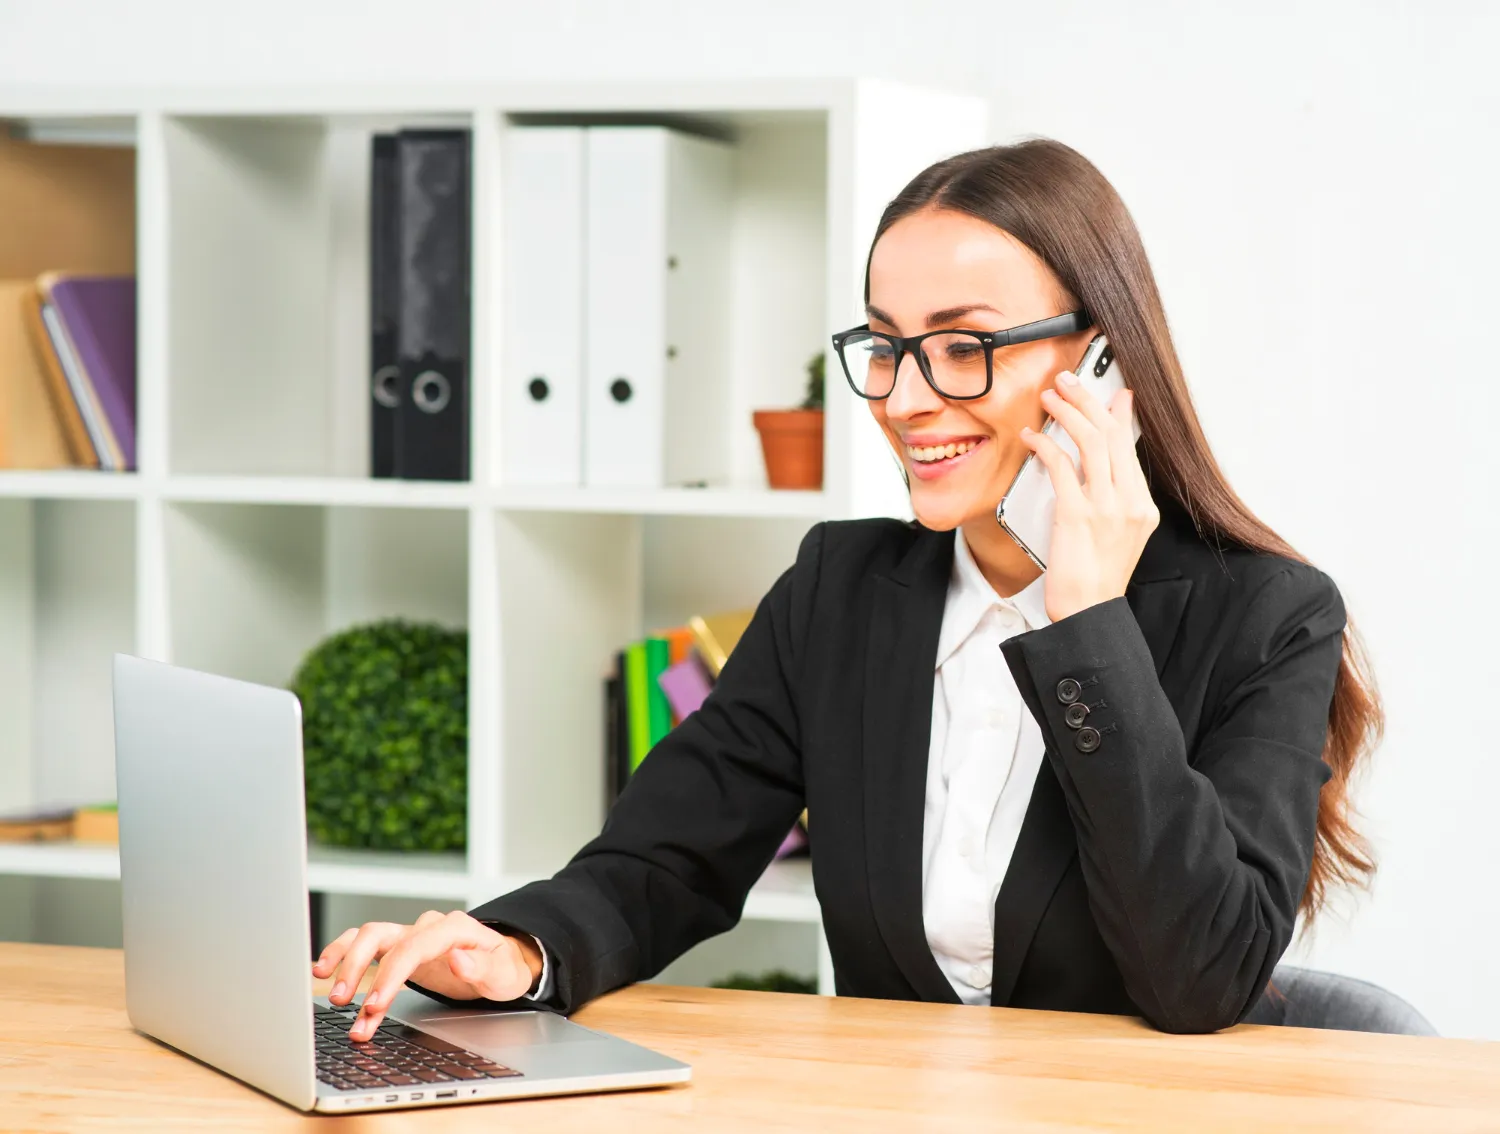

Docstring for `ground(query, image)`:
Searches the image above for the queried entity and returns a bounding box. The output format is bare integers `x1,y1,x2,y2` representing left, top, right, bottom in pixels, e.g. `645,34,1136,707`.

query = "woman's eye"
867,343,896,365
943,340,984,364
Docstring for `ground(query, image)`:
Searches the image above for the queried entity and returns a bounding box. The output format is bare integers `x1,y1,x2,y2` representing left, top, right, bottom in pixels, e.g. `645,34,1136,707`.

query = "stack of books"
0,272,136,471
604,609,808,860
0,802,119,844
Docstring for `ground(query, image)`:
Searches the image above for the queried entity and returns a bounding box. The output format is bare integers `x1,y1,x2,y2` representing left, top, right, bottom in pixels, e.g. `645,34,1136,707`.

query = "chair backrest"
1246,965,1438,1036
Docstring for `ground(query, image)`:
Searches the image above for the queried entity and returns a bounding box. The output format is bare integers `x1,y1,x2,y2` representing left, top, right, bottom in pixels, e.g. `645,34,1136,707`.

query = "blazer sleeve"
999,565,1346,1034
408,523,823,1015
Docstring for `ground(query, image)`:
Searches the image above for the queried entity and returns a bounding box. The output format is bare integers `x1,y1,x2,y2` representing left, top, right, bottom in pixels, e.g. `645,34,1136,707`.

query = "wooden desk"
3,943,1497,1132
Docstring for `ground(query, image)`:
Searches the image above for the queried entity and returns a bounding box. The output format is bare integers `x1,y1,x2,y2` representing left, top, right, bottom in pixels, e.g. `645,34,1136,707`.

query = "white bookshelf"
0,80,987,987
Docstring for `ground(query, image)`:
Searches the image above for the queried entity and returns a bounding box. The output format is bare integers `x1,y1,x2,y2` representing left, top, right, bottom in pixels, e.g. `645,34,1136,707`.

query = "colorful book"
0,806,75,843
17,282,97,467
43,274,136,470
623,641,651,772
775,823,808,860
658,654,713,723
0,280,75,469
645,636,672,748
665,626,695,666
688,609,754,678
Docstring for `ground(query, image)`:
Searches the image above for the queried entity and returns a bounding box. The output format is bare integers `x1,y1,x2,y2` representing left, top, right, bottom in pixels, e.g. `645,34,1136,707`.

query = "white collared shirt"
922,526,1051,1006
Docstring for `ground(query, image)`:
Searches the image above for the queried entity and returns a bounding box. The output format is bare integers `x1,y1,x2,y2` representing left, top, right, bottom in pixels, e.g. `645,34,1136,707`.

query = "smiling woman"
316,138,1385,1040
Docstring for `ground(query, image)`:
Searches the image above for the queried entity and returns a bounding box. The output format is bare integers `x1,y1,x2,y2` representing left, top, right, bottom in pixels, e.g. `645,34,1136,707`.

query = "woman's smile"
903,434,988,479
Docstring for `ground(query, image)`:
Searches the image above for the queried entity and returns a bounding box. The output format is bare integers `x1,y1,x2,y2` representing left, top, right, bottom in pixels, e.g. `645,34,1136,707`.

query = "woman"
316,139,1381,1037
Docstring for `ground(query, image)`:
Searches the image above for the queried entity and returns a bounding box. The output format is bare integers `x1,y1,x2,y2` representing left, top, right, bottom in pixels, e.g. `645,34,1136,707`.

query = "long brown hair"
868,139,1380,921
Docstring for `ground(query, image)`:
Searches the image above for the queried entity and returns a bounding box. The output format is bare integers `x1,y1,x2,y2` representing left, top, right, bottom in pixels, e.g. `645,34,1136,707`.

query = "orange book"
0,279,81,468
19,281,98,467
665,626,695,666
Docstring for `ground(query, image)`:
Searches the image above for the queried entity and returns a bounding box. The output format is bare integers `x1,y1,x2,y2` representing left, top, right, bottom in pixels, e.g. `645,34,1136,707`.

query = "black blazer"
444,491,1346,1034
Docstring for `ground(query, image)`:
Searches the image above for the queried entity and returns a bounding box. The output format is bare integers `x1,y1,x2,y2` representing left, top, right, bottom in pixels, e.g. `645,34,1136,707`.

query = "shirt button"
969,965,990,987
1075,726,1101,753
1056,678,1082,704
1064,702,1089,729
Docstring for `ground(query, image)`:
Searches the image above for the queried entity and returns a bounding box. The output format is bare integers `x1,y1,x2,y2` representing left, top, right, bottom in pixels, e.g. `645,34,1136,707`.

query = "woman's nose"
884,350,944,420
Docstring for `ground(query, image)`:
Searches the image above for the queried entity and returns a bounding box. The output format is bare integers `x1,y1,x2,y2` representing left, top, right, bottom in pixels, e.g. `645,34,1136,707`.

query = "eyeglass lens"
840,332,990,399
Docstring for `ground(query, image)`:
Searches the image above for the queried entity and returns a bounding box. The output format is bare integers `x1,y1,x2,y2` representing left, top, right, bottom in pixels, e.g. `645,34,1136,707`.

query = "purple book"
47,275,137,471
657,655,713,722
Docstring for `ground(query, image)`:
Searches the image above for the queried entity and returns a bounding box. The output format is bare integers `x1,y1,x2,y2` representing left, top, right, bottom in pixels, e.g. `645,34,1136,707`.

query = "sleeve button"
1064,703,1089,729
1075,726,1101,753
1056,678,1082,704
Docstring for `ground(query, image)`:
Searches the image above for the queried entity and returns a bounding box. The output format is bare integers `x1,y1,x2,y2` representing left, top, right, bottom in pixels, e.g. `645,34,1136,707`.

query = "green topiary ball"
290,618,467,852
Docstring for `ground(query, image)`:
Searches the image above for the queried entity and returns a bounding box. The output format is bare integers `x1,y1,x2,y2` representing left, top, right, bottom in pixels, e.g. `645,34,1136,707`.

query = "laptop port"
411,1092,424,1101
385,1094,398,1103
436,1090,458,1099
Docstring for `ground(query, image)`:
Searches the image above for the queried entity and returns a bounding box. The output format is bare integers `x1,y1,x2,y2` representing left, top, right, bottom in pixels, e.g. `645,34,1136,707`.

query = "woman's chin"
909,489,982,533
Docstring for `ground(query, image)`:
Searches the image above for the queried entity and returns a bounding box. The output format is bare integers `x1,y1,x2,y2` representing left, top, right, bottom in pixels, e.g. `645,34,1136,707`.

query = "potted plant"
291,619,468,852
753,351,825,490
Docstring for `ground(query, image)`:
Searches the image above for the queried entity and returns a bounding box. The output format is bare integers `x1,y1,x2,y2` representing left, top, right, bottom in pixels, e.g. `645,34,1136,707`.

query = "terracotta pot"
753,409,824,490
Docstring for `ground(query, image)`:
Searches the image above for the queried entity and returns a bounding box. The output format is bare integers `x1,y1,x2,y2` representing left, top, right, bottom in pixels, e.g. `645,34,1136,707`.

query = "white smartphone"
996,334,1141,571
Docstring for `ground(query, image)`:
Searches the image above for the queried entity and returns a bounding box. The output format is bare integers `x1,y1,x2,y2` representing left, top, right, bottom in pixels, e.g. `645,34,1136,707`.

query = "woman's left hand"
1019,371,1160,623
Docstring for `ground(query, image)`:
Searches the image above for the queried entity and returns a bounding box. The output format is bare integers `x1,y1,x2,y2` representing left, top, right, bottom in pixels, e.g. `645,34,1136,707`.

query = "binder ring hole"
372,366,402,408
413,370,452,415
528,376,550,402
610,377,633,404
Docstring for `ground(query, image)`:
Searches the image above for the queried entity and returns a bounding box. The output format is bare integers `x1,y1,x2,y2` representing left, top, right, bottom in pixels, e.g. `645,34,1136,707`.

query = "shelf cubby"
0,498,136,815
162,500,468,690
162,111,471,481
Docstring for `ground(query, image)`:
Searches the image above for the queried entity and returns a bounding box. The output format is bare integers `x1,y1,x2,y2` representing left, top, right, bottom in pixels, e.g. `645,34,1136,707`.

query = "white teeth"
907,440,977,463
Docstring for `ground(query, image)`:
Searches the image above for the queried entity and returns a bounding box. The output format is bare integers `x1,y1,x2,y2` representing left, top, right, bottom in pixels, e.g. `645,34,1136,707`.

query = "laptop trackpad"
417,1013,667,1078
417,1011,603,1050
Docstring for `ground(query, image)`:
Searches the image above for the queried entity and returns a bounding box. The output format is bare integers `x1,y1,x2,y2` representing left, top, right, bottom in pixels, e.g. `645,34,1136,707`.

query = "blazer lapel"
989,501,1195,1006
863,526,961,1004
989,757,1075,1006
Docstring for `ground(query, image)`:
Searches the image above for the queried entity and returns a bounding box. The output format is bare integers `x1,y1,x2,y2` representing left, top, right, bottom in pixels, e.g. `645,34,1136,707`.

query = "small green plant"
710,970,818,994
800,351,825,411
290,619,467,852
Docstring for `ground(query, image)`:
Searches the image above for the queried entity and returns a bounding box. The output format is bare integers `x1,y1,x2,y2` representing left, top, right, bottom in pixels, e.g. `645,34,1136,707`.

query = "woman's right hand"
312,910,543,1041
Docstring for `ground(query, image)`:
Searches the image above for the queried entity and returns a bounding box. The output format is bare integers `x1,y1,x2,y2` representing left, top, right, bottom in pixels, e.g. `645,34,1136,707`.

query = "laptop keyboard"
314,1003,523,1093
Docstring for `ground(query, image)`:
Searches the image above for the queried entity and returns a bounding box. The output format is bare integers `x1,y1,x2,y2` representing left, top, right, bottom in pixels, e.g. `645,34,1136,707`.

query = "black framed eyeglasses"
831,310,1092,401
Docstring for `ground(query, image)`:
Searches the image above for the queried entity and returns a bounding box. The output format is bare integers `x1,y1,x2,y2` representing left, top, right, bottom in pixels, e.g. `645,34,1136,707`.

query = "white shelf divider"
492,484,826,519
0,472,141,500
0,841,818,923
160,475,476,510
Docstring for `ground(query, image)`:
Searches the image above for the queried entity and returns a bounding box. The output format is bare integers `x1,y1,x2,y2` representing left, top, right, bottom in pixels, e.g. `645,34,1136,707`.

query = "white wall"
3,0,1496,1037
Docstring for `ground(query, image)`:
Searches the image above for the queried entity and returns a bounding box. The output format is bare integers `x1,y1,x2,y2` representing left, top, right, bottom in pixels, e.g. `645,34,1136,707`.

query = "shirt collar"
934,526,1052,670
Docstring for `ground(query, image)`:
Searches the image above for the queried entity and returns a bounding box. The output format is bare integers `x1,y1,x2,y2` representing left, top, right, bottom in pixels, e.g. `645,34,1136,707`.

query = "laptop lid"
113,654,317,1111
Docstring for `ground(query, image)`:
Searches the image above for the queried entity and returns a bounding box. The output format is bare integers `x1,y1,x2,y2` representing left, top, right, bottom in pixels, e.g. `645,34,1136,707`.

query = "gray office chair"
1245,965,1438,1035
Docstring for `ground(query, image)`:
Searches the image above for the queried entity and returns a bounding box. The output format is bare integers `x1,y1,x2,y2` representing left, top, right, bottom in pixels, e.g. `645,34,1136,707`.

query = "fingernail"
1058,370,1078,386
1020,426,1033,436
364,988,381,1007
331,981,346,999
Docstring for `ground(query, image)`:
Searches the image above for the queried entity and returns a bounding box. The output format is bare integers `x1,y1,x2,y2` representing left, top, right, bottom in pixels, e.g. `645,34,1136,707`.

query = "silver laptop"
112,654,690,1113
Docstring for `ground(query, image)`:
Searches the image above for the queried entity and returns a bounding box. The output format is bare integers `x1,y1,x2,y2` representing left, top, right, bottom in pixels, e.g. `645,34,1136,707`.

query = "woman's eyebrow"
923,303,1003,328
863,303,1005,328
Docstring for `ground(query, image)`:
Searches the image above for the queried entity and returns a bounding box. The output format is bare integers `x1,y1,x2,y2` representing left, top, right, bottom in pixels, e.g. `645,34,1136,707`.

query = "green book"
624,640,652,772
645,636,672,749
